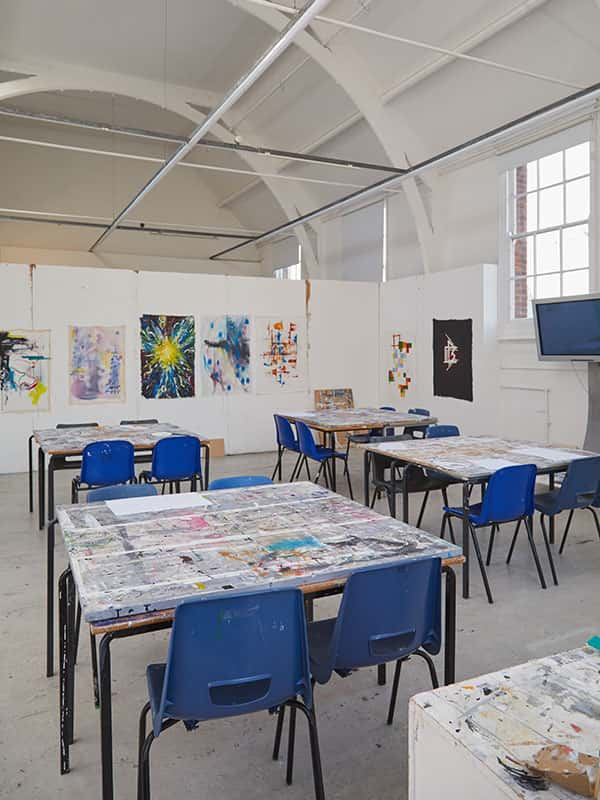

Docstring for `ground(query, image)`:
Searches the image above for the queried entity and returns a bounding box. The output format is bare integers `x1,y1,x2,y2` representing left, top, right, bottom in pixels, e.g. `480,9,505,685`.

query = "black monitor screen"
535,297,600,358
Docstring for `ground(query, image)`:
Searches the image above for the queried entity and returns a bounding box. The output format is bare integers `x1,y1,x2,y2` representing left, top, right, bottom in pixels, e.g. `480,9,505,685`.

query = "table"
56,481,462,800
361,435,599,600
409,646,600,799
281,408,437,490
39,422,210,678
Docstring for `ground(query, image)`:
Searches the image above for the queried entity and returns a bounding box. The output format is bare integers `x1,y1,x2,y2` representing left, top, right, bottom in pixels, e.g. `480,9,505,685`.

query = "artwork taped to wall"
314,388,354,410
256,317,306,393
0,329,50,412
433,318,473,402
201,315,251,394
140,314,195,399
388,333,413,398
69,325,125,404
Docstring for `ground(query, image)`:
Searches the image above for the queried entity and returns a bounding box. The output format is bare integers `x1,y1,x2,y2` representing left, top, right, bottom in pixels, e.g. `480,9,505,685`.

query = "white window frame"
498,120,597,339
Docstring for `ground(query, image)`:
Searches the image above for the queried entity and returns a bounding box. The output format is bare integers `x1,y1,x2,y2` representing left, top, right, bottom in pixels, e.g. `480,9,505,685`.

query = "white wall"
0,263,379,473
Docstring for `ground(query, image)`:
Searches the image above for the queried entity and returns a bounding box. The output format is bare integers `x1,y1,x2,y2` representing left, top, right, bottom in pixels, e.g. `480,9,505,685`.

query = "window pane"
565,142,590,180
536,230,560,274
565,176,590,223
512,277,533,319
538,151,563,187
512,236,534,277
562,224,589,270
562,269,589,296
536,272,561,299
527,160,538,191
538,184,563,228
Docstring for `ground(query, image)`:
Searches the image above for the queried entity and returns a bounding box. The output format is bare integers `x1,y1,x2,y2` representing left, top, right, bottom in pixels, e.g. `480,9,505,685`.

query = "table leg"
99,632,115,800
442,565,456,685
38,447,45,530
462,482,470,599
203,444,211,491
548,472,555,544
402,468,409,523
389,464,397,519
28,435,34,513
329,432,337,492
59,568,71,774
47,519,56,677
363,450,370,507
48,456,56,527
378,664,386,686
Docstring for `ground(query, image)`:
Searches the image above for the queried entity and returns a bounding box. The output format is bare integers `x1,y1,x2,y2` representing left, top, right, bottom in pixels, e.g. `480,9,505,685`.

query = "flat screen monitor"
534,294,600,361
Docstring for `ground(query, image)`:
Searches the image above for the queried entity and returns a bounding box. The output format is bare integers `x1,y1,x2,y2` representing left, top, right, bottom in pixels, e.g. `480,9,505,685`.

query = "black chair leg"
271,446,283,481
90,631,99,707
304,457,312,481
286,704,297,786
485,524,497,567
416,492,429,528
412,649,439,689
588,506,600,540
440,488,455,542
558,509,575,554
470,523,494,604
273,705,285,761
539,515,559,586
284,700,325,800
506,519,521,564
137,702,151,800
344,461,354,500
524,516,547,590
386,659,403,725
440,513,448,540
289,453,302,483
138,729,155,800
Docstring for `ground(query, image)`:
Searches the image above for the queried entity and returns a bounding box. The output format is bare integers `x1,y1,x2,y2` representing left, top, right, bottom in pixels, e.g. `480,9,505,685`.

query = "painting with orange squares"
389,333,412,398
256,317,306,393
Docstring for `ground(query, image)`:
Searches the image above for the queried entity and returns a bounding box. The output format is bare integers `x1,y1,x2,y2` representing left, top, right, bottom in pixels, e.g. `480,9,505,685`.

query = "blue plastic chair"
441,464,551,603
272,415,304,482
71,440,136,502
371,405,396,437
426,424,460,439
532,456,600,554
403,407,431,438
274,558,441,778
120,419,159,425
296,420,353,498
140,435,202,493
87,483,158,503
137,588,325,800
208,475,273,491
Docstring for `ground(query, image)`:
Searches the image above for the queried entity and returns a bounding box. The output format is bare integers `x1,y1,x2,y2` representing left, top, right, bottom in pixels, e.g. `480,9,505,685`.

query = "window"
382,199,388,283
273,243,302,280
506,139,591,319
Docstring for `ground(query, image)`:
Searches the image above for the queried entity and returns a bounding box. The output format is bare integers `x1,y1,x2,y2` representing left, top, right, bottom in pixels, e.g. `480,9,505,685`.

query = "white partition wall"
0,264,379,472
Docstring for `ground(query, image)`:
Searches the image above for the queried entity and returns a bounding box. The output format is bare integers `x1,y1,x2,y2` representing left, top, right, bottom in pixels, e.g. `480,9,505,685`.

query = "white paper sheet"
512,446,587,462
474,458,521,471
107,492,213,516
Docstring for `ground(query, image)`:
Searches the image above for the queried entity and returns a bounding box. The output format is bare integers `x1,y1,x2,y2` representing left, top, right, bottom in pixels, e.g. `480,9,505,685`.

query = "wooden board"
314,388,354,410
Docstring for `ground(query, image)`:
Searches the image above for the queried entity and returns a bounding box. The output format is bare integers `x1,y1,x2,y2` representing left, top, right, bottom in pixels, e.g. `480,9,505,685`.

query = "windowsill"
497,317,536,342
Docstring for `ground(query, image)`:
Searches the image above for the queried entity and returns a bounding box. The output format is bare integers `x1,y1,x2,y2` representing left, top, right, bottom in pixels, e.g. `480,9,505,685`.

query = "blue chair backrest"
404,407,431,437
426,425,460,438
274,415,298,450
208,476,273,491
296,420,321,459
154,588,312,735
56,422,99,429
87,484,158,503
409,408,430,417
120,418,159,425
151,436,201,481
555,456,600,509
475,464,537,525
326,558,442,674
380,406,396,412
80,440,135,486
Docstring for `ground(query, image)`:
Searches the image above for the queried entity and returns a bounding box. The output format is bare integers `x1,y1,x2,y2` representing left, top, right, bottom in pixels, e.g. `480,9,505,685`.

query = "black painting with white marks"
433,318,473,402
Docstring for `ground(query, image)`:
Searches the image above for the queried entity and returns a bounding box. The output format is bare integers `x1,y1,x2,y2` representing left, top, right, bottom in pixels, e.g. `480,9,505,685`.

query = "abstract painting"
256,317,306,393
201,315,251,394
433,318,473,402
0,329,50,412
388,333,412,398
140,314,195,399
69,325,125,403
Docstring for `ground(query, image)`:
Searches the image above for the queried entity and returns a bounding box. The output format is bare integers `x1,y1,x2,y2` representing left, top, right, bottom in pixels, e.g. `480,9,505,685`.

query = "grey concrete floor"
2,450,600,799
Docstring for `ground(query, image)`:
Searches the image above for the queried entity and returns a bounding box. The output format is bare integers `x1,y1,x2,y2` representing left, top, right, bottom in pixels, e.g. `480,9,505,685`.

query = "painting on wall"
314,388,353,410
433,318,473,402
69,325,125,403
140,314,195,399
201,315,251,394
256,317,306,393
0,329,50,412
388,333,412,398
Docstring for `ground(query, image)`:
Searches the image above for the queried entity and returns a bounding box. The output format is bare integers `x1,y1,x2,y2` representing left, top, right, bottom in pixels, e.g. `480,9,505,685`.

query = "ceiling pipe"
210,79,600,260
88,0,332,253
0,105,402,174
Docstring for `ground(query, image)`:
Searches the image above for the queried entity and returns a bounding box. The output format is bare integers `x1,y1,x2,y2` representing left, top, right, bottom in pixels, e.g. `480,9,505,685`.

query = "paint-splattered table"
280,408,437,490
361,435,598,600
35,421,210,678
56,481,462,800
409,646,600,799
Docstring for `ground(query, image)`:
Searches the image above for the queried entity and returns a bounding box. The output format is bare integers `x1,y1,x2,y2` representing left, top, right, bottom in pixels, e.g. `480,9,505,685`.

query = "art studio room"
3,1,600,799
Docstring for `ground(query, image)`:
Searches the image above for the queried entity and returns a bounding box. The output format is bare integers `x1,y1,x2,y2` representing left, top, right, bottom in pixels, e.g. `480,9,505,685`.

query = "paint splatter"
140,314,195,399
69,325,125,403
201,315,251,394
0,329,50,412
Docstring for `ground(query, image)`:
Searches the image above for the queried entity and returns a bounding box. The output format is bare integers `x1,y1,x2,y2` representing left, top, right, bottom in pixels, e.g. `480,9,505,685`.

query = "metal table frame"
58,561,459,800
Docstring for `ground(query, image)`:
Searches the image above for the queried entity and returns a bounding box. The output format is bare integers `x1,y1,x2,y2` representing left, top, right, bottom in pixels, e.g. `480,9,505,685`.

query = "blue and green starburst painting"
140,314,195,399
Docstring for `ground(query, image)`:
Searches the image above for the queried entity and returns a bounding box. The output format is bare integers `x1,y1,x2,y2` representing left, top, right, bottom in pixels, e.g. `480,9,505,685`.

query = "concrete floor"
2,449,600,800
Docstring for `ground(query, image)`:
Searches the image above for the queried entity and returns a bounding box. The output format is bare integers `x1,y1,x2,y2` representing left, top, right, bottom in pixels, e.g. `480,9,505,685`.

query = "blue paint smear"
267,536,322,552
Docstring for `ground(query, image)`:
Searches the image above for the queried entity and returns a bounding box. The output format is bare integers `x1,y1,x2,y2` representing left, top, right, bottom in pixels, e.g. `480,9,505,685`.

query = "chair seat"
140,469,199,482
308,618,352,684
535,489,596,515
312,445,347,462
443,503,483,524
147,662,167,721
